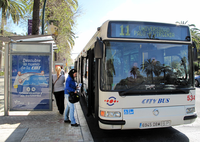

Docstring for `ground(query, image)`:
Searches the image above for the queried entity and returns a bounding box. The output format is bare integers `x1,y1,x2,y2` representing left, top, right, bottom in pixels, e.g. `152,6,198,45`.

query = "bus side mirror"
74,61,77,70
94,37,103,59
193,42,198,61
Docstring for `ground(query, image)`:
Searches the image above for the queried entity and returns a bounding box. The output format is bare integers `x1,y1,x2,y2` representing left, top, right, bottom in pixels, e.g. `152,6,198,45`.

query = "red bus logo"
104,96,119,106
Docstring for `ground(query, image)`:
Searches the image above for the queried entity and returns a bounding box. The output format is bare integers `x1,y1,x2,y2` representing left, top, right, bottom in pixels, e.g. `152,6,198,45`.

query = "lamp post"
42,0,47,35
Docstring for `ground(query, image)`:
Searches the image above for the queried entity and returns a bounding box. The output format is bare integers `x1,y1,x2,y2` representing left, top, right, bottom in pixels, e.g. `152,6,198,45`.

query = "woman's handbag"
68,92,80,103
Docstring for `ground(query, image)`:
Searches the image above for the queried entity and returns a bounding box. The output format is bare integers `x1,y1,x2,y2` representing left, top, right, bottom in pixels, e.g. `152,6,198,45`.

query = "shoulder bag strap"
53,75,61,85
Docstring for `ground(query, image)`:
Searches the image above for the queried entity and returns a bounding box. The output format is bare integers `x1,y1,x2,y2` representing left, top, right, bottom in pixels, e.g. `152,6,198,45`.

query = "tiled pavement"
0,77,93,142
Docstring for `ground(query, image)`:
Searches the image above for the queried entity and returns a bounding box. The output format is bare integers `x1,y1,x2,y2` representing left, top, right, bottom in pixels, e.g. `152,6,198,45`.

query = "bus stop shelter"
0,35,57,116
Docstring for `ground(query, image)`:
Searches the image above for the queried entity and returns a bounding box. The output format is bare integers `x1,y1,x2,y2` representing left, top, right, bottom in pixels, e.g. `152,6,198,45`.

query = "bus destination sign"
108,21,190,41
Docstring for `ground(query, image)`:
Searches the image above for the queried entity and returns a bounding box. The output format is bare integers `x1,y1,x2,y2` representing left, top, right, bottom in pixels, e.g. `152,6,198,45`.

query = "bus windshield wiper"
119,85,194,96
119,81,144,96
174,88,195,93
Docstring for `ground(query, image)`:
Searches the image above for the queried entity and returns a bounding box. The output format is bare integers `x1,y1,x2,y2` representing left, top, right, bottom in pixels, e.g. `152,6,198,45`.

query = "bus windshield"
101,41,193,93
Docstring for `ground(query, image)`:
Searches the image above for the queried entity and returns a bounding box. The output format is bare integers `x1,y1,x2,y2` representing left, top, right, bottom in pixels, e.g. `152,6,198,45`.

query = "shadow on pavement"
4,128,28,142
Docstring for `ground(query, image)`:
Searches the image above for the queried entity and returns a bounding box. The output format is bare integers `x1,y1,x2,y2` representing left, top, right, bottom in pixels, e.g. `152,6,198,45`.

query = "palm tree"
176,21,188,24
141,59,154,83
32,0,40,35
189,24,200,48
153,61,162,77
45,0,79,61
141,58,162,83
0,0,26,35
176,21,200,48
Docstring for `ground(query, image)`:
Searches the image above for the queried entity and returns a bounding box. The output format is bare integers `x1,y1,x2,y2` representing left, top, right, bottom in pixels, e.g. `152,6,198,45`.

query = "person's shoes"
71,123,80,127
64,120,71,123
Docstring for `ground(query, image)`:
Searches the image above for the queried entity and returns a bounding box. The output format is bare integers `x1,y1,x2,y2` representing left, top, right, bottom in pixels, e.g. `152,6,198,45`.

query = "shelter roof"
0,35,58,50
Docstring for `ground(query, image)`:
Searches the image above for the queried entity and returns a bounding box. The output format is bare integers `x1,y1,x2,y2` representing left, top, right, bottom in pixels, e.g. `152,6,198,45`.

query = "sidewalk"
0,77,93,142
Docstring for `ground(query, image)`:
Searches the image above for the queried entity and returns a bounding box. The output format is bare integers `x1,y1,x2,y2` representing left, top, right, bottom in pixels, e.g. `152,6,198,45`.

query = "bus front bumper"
183,114,197,120
99,118,126,125
98,112,197,130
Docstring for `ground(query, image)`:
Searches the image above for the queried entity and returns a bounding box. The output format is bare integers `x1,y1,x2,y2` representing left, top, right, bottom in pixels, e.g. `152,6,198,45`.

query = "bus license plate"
140,120,171,128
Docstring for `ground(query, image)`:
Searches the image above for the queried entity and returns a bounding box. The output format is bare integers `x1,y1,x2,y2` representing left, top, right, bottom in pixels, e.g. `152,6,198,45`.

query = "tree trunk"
0,8,6,35
32,0,40,35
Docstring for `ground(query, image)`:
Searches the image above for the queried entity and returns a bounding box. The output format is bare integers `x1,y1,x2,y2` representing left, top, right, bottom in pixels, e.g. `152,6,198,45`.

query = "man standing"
61,66,65,75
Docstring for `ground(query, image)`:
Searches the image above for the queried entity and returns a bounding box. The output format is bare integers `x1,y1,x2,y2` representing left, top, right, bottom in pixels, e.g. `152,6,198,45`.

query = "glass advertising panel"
10,55,51,110
108,21,190,41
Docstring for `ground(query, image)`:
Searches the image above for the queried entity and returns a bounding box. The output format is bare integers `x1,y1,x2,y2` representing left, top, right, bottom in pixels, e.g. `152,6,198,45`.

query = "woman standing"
52,66,65,115
64,69,80,127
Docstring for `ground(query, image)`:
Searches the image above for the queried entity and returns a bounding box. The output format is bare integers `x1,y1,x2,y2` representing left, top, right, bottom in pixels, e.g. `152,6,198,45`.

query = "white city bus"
74,20,197,130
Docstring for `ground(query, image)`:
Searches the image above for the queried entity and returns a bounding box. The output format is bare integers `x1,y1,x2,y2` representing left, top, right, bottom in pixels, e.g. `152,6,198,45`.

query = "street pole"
42,0,47,35
4,42,9,116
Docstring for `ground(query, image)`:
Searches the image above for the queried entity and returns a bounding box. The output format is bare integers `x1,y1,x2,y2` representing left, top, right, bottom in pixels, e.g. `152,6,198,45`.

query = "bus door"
77,58,81,83
80,56,84,92
86,49,96,117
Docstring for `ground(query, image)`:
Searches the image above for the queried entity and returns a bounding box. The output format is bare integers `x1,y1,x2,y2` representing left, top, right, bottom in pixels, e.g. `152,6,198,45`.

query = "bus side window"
84,59,88,79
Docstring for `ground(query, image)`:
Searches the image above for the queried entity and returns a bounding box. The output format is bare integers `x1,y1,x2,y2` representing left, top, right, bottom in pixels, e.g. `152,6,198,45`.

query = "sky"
71,0,200,59
11,0,200,59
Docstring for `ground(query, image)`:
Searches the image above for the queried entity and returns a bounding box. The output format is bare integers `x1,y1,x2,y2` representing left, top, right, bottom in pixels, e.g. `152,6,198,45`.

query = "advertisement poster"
47,20,58,40
10,55,51,110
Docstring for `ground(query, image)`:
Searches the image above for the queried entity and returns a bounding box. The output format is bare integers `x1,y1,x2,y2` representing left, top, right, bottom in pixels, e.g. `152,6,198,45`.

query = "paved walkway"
0,77,93,142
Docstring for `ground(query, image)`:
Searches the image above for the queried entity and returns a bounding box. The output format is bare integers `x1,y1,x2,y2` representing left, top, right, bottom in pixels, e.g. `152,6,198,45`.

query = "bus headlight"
100,110,121,117
186,107,195,114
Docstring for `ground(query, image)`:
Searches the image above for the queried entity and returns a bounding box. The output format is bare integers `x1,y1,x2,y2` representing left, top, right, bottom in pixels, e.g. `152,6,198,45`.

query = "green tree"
45,0,79,61
18,0,79,61
176,21,200,75
176,21,200,48
0,0,27,35
189,24,200,49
